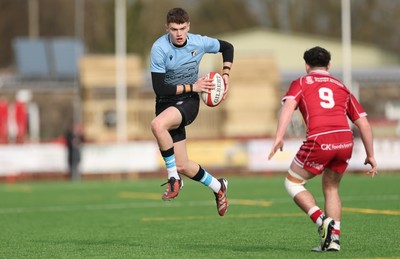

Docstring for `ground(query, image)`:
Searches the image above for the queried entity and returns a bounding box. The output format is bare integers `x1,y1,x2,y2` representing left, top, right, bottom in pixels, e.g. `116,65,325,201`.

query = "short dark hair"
303,46,331,68
166,8,189,24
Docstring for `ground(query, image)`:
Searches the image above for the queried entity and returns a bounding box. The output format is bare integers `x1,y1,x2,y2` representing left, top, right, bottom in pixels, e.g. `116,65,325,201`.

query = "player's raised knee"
284,169,307,198
150,118,163,135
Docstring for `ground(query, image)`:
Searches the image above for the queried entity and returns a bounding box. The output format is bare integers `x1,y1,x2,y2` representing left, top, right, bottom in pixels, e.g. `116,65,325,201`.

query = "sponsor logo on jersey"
321,142,353,151
313,77,344,87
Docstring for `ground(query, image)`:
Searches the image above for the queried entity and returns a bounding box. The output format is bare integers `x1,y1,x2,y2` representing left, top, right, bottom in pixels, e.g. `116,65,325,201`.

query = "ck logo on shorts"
176,101,183,105
321,143,353,150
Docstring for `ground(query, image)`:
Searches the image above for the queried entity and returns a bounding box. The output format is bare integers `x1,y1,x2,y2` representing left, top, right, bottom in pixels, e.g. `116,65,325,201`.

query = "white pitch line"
0,194,398,215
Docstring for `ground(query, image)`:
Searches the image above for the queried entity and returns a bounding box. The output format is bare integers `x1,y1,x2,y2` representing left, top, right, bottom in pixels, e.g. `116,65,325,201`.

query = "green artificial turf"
0,173,399,258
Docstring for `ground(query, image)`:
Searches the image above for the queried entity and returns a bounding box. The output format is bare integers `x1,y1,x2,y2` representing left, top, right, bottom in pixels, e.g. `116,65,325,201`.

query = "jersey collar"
167,34,188,48
309,70,330,76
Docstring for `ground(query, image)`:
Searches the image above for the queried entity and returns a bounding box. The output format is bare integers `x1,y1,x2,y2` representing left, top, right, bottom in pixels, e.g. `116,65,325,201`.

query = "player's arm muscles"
151,72,185,95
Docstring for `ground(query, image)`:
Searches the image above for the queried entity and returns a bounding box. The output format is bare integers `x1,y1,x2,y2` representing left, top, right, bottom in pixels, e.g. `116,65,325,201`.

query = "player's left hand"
364,156,378,178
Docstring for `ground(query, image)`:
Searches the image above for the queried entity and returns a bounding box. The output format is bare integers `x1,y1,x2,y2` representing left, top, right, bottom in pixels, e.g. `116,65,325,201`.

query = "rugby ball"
201,72,225,107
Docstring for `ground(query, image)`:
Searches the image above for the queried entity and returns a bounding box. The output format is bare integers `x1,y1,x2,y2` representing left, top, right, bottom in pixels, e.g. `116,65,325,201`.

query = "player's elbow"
353,117,371,132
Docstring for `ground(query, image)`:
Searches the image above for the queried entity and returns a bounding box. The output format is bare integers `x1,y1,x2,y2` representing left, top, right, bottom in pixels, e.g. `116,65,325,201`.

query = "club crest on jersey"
305,76,314,84
191,50,197,57
169,55,173,61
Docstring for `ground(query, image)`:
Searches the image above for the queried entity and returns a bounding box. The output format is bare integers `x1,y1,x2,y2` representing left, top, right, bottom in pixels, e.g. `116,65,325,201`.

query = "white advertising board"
0,138,399,176
0,141,159,175
80,141,159,173
0,143,66,175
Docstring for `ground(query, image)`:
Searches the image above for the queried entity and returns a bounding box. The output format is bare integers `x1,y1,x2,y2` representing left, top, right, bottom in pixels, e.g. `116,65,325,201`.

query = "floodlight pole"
341,0,353,95
71,0,85,181
75,0,84,41
28,0,39,38
115,0,128,143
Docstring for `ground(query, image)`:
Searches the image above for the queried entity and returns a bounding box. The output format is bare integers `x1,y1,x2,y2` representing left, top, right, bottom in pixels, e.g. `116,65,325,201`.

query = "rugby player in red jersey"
268,46,378,252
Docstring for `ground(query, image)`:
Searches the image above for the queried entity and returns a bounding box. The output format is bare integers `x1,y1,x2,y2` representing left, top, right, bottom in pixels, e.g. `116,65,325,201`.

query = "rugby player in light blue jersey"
150,7,234,216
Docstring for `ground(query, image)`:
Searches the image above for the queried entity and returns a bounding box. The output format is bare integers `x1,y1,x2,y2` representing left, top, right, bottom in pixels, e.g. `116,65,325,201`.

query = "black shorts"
155,94,200,142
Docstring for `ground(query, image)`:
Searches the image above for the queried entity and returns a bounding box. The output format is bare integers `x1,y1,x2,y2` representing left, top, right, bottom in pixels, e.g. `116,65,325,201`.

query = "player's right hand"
194,76,214,93
268,139,284,160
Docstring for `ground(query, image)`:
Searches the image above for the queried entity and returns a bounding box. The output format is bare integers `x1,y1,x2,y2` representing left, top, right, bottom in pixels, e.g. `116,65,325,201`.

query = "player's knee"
284,169,307,198
150,118,164,136
150,119,158,134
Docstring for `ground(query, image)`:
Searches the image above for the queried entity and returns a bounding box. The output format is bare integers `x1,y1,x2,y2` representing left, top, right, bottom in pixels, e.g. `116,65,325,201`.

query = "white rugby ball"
201,72,225,107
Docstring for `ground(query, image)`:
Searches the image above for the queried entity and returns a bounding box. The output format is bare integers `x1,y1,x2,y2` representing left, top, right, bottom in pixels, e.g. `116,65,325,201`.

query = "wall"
0,137,398,178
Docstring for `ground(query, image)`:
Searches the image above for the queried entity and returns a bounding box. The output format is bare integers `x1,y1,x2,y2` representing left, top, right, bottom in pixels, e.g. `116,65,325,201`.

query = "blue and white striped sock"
164,154,179,179
161,148,179,180
199,170,221,193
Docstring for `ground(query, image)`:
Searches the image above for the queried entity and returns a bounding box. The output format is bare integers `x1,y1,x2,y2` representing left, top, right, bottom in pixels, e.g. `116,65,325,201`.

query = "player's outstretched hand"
364,156,378,178
268,139,284,160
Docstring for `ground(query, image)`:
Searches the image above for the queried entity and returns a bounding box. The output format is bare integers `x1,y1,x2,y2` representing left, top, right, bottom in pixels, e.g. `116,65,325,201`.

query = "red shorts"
294,131,354,175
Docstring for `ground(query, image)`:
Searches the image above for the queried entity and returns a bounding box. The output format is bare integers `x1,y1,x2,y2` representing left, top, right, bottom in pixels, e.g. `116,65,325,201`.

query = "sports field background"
1,173,399,258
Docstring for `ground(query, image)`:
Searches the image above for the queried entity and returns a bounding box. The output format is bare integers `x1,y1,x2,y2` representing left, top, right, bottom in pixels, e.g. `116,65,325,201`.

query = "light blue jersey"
150,33,220,86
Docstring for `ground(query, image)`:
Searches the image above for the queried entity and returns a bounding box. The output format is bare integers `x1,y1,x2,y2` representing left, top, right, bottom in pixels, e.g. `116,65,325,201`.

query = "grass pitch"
0,173,399,258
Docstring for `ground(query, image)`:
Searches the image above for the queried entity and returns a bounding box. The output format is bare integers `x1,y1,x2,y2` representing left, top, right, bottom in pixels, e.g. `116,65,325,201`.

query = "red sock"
307,206,324,226
332,229,341,236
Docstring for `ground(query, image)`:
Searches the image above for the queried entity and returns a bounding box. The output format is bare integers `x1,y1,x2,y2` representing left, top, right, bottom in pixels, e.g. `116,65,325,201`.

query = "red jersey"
283,70,367,138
